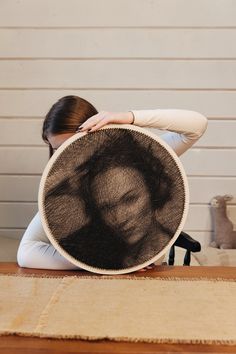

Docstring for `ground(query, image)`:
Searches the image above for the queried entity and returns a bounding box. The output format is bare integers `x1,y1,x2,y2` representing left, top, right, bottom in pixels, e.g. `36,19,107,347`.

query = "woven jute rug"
0,274,236,345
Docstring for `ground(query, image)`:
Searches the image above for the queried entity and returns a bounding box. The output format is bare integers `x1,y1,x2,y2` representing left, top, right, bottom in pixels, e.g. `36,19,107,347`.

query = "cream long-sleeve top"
17,109,208,269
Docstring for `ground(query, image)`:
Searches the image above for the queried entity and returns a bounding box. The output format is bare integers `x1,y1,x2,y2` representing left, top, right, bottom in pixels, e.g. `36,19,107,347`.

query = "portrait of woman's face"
91,166,154,245
41,128,186,272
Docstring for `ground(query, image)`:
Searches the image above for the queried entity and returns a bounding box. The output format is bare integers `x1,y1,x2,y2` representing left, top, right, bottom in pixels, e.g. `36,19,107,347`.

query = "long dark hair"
42,95,98,157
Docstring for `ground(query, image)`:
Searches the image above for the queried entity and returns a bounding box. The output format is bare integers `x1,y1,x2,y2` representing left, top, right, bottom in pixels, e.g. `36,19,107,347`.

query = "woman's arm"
131,109,208,156
78,109,208,156
17,212,81,270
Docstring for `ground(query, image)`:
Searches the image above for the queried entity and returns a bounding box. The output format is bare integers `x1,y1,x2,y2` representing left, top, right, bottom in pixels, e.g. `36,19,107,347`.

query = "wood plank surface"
0,60,236,89
1,0,236,27
0,90,235,118
1,0,236,273
1,29,236,58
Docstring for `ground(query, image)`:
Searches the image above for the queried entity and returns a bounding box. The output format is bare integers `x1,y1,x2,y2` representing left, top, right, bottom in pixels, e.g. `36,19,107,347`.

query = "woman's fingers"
147,264,155,269
77,112,112,132
137,263,156,272
137,268,147,272
77,111,133,132
87,118,110,132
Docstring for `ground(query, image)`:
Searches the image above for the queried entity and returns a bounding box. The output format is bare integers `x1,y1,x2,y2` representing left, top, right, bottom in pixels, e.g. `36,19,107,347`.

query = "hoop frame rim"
38,124,189,274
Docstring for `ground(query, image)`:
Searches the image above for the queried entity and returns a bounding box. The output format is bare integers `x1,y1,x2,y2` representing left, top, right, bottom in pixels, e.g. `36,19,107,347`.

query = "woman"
17,95,208,270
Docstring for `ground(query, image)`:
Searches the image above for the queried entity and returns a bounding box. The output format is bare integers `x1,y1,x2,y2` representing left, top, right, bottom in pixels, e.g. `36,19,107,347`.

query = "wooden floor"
0,263,236,354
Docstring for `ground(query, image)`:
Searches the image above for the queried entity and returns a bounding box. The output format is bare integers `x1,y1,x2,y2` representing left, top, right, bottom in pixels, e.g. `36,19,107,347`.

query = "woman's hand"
76,111,134,133
137,263,156,272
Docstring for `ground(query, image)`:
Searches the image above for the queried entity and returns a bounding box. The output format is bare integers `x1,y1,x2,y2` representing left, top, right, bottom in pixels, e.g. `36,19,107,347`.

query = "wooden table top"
1,262,236,354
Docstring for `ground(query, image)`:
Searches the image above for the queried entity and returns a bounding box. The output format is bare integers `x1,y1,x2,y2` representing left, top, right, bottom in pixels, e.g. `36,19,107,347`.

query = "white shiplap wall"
0,0,236,248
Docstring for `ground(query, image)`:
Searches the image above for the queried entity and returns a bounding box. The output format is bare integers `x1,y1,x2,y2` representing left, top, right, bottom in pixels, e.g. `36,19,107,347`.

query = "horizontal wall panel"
1,119,236,148
1,0,236,27
151,120,236,148
1,176,235,204
180,149,236,176
0,176,40,201
1,29,236,58
1,60,236,89
185,205,236,231
1,203,235,230
0,119,43,145
0,203,38,228
0,90,235,119
0,147,235,175
0,229,25,240
183,231,213,247
0,147,48,174
191,120,236,147
0,235,20,261
188,177,236,203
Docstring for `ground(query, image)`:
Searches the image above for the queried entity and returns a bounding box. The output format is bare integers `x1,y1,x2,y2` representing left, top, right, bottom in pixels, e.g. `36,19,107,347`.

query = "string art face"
38,125,189,274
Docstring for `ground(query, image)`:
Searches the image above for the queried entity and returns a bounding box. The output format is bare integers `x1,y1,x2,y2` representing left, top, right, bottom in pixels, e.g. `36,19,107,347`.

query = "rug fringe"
0,329,236,346
1,273,236,282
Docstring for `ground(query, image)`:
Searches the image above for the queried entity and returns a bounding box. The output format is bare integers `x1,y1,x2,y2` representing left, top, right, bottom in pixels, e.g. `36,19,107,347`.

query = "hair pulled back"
42,95,98,157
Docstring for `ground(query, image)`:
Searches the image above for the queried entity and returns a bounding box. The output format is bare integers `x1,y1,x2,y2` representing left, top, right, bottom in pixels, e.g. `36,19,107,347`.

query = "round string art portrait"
38,124,189,274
